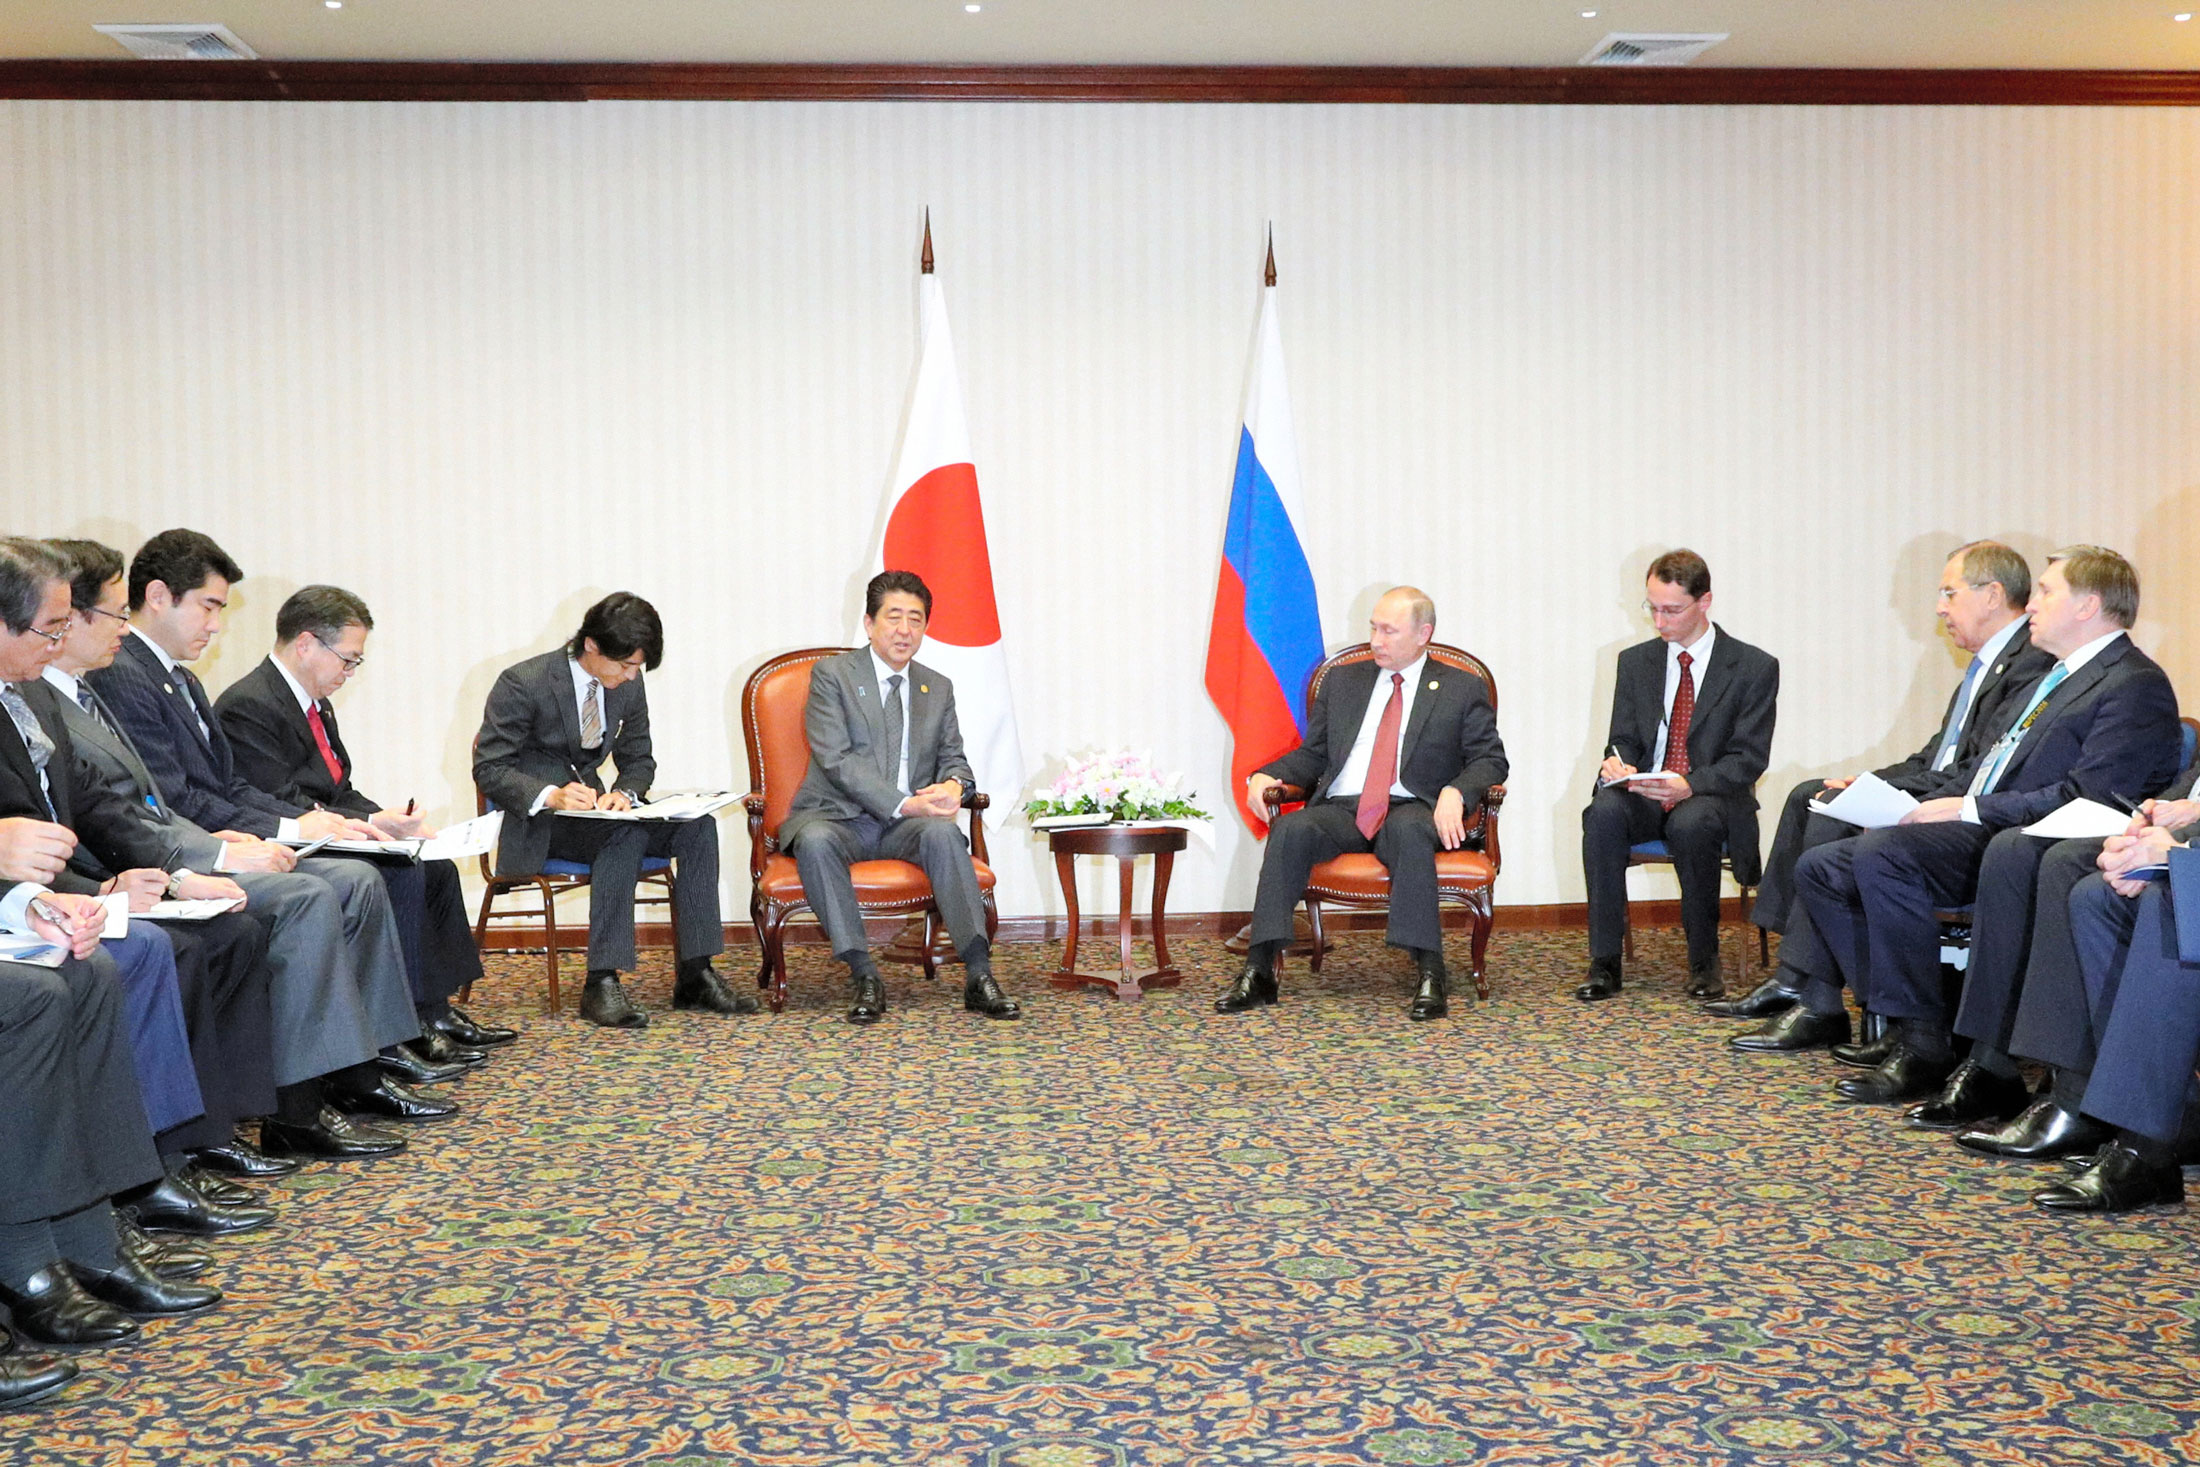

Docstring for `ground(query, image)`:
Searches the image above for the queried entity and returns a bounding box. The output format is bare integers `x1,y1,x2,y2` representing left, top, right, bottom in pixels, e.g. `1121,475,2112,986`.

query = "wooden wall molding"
4,61,2199,107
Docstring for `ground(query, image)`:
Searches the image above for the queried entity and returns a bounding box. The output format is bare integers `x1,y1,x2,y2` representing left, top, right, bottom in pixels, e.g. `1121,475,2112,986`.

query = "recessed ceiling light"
2178,11,2194,19
1580,9,1598,16
325,1,341,8
965,3,981,11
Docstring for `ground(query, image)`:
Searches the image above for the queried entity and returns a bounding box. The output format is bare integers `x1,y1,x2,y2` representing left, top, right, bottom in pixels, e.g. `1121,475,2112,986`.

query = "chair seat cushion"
540,856,674,878
757,853,997,906
1306,850,1496,900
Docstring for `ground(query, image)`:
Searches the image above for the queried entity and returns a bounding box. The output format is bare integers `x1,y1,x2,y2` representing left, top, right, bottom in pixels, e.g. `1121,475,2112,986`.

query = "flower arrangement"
1024,749,1212,824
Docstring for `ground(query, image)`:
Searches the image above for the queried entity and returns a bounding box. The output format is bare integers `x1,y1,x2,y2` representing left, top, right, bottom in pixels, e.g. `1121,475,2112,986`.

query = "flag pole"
1264,224,1276,287
921,208,935,275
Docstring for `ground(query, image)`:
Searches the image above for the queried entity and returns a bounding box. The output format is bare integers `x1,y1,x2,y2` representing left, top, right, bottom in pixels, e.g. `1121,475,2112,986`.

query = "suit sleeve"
1975,670,2182,830
63,759,175,879
1603,650,1653,773
1258,682,1333,793
473,669,556,815
803,665,907,823
608,688,655,799
219,691,360,814
1686,652,1778,801
96,668,275,837
1446,683,1508,808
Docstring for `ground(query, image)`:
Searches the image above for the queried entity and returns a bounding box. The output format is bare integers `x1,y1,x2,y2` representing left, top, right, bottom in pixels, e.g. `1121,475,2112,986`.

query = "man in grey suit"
782,571,1014,1026
39,540,414,1163
474,592,744,1029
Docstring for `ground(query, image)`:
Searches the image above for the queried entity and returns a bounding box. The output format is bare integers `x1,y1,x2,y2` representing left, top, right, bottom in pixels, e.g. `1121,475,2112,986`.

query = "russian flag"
1204,278,1325,835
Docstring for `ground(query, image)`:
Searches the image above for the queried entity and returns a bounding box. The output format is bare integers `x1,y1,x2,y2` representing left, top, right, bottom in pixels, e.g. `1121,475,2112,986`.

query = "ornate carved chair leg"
1306,901,1326,975
1470,891,1494,1001
764,905,792,1014
920,909,940,982
541,880,563,1016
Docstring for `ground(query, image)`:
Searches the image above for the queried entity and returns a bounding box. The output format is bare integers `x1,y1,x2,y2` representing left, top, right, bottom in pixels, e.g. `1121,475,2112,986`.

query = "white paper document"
418,810,503,862
1807,772,1921,830
142,897,247,921
558,790,741,822
1600,770,1689,788
0,933,66,967
2020,798,2135,841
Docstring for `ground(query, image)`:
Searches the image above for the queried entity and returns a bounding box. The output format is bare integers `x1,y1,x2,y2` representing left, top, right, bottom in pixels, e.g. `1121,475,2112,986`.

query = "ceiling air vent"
92,23,259,60
1579,32,1728,66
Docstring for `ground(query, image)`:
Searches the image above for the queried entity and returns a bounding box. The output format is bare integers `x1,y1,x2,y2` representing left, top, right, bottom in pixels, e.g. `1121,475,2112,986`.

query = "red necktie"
1356,672,1406,839
1662,651,1695,776
305,702,345,786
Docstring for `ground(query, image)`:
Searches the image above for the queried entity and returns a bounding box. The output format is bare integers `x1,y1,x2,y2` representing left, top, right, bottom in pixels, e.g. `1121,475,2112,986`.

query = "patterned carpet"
10,925,2200,1466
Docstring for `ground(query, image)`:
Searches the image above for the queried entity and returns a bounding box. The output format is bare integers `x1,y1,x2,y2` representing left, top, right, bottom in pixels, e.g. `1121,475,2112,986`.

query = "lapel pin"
1428,680,1439,691
920,684,929,694
162,683,174,694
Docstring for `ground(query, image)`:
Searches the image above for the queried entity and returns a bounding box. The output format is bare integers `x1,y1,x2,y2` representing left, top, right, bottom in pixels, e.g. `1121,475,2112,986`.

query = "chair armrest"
963,788,991,863
1260,783,1308,813
1479,784,1505,869
744,792,773,870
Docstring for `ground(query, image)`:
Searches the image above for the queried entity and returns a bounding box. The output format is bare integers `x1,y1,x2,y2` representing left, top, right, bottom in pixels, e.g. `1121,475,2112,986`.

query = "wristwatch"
166,870,193,897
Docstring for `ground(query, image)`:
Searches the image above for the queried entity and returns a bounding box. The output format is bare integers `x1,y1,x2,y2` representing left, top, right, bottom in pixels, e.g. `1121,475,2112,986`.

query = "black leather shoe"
259,1106,406,1161
1215,965,1279,1014
1684,965,1725,1001
1409,973,1449,1022
410,1028,488,1070
1574,960,1623,1003
1903,1061,2036,1132
189,1134,297,1179
121,1175,275,1237
116,1221,212,1282
333,1076,458,1123
0,1351,78,1408
1730,1004,1850,1053
176,1164,262,1209
1702,974,1802,1019
1832,1012,1893,1068
1834,1045,1957,1105
963,971,1021,1019
673,962,759,1016
1956,1099,2115,1161
67,1255,220,1318
579,977,649,1029
0,1267,137,1346
376,1041,470,1086
847,973,887,1025
432,1007,517,1048
2034,1144,2187,1212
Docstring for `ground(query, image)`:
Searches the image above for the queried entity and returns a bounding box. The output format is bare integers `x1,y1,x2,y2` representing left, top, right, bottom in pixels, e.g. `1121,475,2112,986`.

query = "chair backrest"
1307,641,1497,714
2182,715,2198,771
742,647,844,848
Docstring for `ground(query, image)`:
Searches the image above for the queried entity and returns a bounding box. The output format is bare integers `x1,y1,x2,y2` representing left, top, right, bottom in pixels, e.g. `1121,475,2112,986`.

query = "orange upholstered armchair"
741,647,999,1013
1259,642,1505,998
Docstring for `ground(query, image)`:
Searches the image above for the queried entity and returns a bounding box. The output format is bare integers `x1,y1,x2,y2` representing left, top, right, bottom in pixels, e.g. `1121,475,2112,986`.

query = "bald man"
1226,587,1508,1021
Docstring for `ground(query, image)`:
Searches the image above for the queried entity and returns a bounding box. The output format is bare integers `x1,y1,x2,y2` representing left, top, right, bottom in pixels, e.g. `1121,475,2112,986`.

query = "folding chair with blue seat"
1621,839,1767,984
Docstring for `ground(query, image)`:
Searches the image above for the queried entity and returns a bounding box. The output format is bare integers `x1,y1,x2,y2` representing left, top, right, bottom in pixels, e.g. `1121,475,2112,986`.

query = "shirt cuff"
1961,796,1982,825
0,883,53,936
528,786,556,816
276,816,302,842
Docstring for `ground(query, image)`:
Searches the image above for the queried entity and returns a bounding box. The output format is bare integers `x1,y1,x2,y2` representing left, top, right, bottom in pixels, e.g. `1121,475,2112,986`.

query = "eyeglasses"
23,617,70,646
1641,599,1699,621
314,636,365,672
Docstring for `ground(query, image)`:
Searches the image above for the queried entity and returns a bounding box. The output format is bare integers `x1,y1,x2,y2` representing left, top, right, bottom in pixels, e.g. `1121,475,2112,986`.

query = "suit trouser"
1751,778,1836,933
1953,834,2103,1053
372,857,481,1009
0,953,161,1225
1796,821,1995,1021
790,813,986,961
2005,869,2146,1076
2071,879,2200,1144
240,859,416,1085
1252,797,1444,954
102,925,202,1138
157,910,275,1153
547,815,724,973
1582,785,1727,968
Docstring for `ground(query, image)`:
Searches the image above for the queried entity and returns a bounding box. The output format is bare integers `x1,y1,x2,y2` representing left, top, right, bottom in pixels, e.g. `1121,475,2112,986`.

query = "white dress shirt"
871,650,916,800
1331,654,1428,802
1650,625,1717,773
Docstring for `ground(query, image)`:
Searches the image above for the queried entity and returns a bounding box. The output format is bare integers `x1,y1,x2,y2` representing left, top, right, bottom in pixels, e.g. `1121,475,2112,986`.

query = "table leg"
1148,850,1181,985
1055,850,1082,980
1114,855,1140,998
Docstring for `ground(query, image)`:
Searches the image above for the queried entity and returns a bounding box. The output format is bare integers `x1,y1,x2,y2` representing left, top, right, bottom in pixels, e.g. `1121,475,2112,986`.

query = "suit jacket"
1923,633,2182,830
779,649,975,852
215,657,380,822
37,676,229,871
473,649,657,877
1603,626,1781,884
0,682,173,893
1876,622,2057,796
87,632,303,840
1258,656,1508,820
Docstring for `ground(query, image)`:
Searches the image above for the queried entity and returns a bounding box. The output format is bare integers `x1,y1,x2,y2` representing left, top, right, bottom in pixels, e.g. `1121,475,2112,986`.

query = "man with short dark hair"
474,592,741,1029
1224,585,1507,1021
1794,546,2182,1107
782,570,1014,1025
1580,550,1781,1003
216,584,510,1054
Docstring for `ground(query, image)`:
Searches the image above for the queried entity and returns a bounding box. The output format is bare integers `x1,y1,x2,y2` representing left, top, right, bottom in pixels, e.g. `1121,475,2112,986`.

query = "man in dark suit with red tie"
1579,550,1781,1004
214,585,511,1054
1224,586,1508,1021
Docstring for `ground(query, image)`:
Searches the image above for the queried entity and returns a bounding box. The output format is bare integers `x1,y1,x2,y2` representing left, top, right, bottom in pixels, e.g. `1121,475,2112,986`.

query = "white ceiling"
4,0,2199,69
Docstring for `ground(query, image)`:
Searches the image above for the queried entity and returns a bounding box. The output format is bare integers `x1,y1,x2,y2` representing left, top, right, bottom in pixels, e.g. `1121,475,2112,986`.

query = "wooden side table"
1044,824,1190,999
